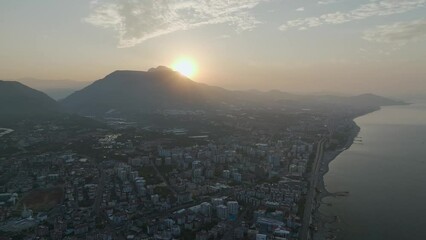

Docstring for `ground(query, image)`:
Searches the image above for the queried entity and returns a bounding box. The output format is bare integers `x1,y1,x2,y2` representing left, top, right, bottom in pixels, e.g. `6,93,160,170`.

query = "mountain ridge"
61,67,404,116
62,67,237,114
12,78,90,100
0,80,59,114
0,80,62,125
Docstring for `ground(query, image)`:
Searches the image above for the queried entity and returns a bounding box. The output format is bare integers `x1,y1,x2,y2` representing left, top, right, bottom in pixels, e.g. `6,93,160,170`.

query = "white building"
155,158,163,166
233,172,242,182
216,205,228,220
193,168,203,178
256,234,267,240
200,202,212,216
211,198,223,207
227,201,239,216
171,225,181,237
151,194,159,204
129,171,138,179
192,160,202,169
117,169,127,181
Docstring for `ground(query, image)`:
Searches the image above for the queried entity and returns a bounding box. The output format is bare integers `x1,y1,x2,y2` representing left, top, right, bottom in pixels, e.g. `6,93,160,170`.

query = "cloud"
216,34,231,39
85,0,267,47
363,19,426,44
279,0,426,31
296,7,305,12
318,0,338,5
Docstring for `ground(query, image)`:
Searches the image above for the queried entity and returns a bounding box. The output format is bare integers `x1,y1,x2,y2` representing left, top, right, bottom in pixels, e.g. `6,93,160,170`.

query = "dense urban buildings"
0,96,375,240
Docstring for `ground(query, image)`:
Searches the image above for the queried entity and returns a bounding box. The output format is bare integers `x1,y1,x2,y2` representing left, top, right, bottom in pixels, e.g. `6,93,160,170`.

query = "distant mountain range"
0,66,405,123
62,66,404,115
14,78,90,100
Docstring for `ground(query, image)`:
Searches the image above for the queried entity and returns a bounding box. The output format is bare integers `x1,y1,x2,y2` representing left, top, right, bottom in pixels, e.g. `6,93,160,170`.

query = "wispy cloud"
363,19,426,44
280,0,426,31
296,7,305,12
216,34,231,39
318,0,339,5
85,0,267,48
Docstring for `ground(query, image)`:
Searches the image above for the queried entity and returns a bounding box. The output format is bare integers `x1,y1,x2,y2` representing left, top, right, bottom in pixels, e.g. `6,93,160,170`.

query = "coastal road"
300,138,327,240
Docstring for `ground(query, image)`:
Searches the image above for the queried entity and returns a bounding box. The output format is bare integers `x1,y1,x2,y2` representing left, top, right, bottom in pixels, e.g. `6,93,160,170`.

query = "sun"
172,58,197,78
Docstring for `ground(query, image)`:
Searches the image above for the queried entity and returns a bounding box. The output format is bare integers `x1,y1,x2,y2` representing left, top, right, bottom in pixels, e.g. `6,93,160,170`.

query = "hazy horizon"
2,2,426,239
6,68,425,101
1,0,426,97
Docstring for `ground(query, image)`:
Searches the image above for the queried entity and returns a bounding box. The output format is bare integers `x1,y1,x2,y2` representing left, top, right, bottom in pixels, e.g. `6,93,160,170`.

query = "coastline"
308,101,426,240
308,103,411,240
311,119,361,240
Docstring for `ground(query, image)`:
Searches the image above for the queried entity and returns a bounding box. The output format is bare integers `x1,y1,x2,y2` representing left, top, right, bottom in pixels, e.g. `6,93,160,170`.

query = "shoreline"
307,103,412,239
311,119,361,240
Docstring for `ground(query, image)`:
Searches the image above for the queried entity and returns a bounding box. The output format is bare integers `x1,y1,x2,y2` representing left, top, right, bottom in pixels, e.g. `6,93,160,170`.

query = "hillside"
0,80,59,115
15,78,90,100
61,67,404,116
62,67,236,114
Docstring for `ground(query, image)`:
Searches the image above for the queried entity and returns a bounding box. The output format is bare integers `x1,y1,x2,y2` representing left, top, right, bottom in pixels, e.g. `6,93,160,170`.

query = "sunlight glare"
172,58,197,78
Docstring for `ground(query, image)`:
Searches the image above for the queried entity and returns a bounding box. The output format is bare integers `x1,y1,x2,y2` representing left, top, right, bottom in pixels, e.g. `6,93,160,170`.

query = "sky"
0,0,425,97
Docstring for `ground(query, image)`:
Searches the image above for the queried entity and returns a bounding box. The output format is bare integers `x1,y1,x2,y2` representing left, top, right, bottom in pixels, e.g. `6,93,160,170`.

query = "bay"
321,101,426,239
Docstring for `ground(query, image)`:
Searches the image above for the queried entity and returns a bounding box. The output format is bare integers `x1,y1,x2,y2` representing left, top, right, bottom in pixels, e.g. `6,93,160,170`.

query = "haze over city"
1,0,425,96
1,1,426,240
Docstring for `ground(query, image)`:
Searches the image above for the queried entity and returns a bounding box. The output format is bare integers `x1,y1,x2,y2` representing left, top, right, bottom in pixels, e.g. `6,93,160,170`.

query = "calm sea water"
321,101,426,239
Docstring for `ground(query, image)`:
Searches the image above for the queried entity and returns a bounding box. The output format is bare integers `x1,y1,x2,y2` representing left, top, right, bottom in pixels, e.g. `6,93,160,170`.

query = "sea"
320,100,426,239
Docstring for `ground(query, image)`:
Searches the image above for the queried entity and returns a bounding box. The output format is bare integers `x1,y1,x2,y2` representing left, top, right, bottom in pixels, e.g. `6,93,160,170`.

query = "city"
0,104,360,240
1,1,425,239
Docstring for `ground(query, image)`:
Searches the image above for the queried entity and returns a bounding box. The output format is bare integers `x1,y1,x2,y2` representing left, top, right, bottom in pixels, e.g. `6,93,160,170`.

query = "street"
299,138,326,240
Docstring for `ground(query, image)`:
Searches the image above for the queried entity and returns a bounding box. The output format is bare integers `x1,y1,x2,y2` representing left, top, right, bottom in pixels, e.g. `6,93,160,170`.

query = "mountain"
14,78,90,100
348,93,405,107
0,80,61,125
296,93,405,113
0,80,107,129
62,67,404,116
0,80,59,115
62,66,237,114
